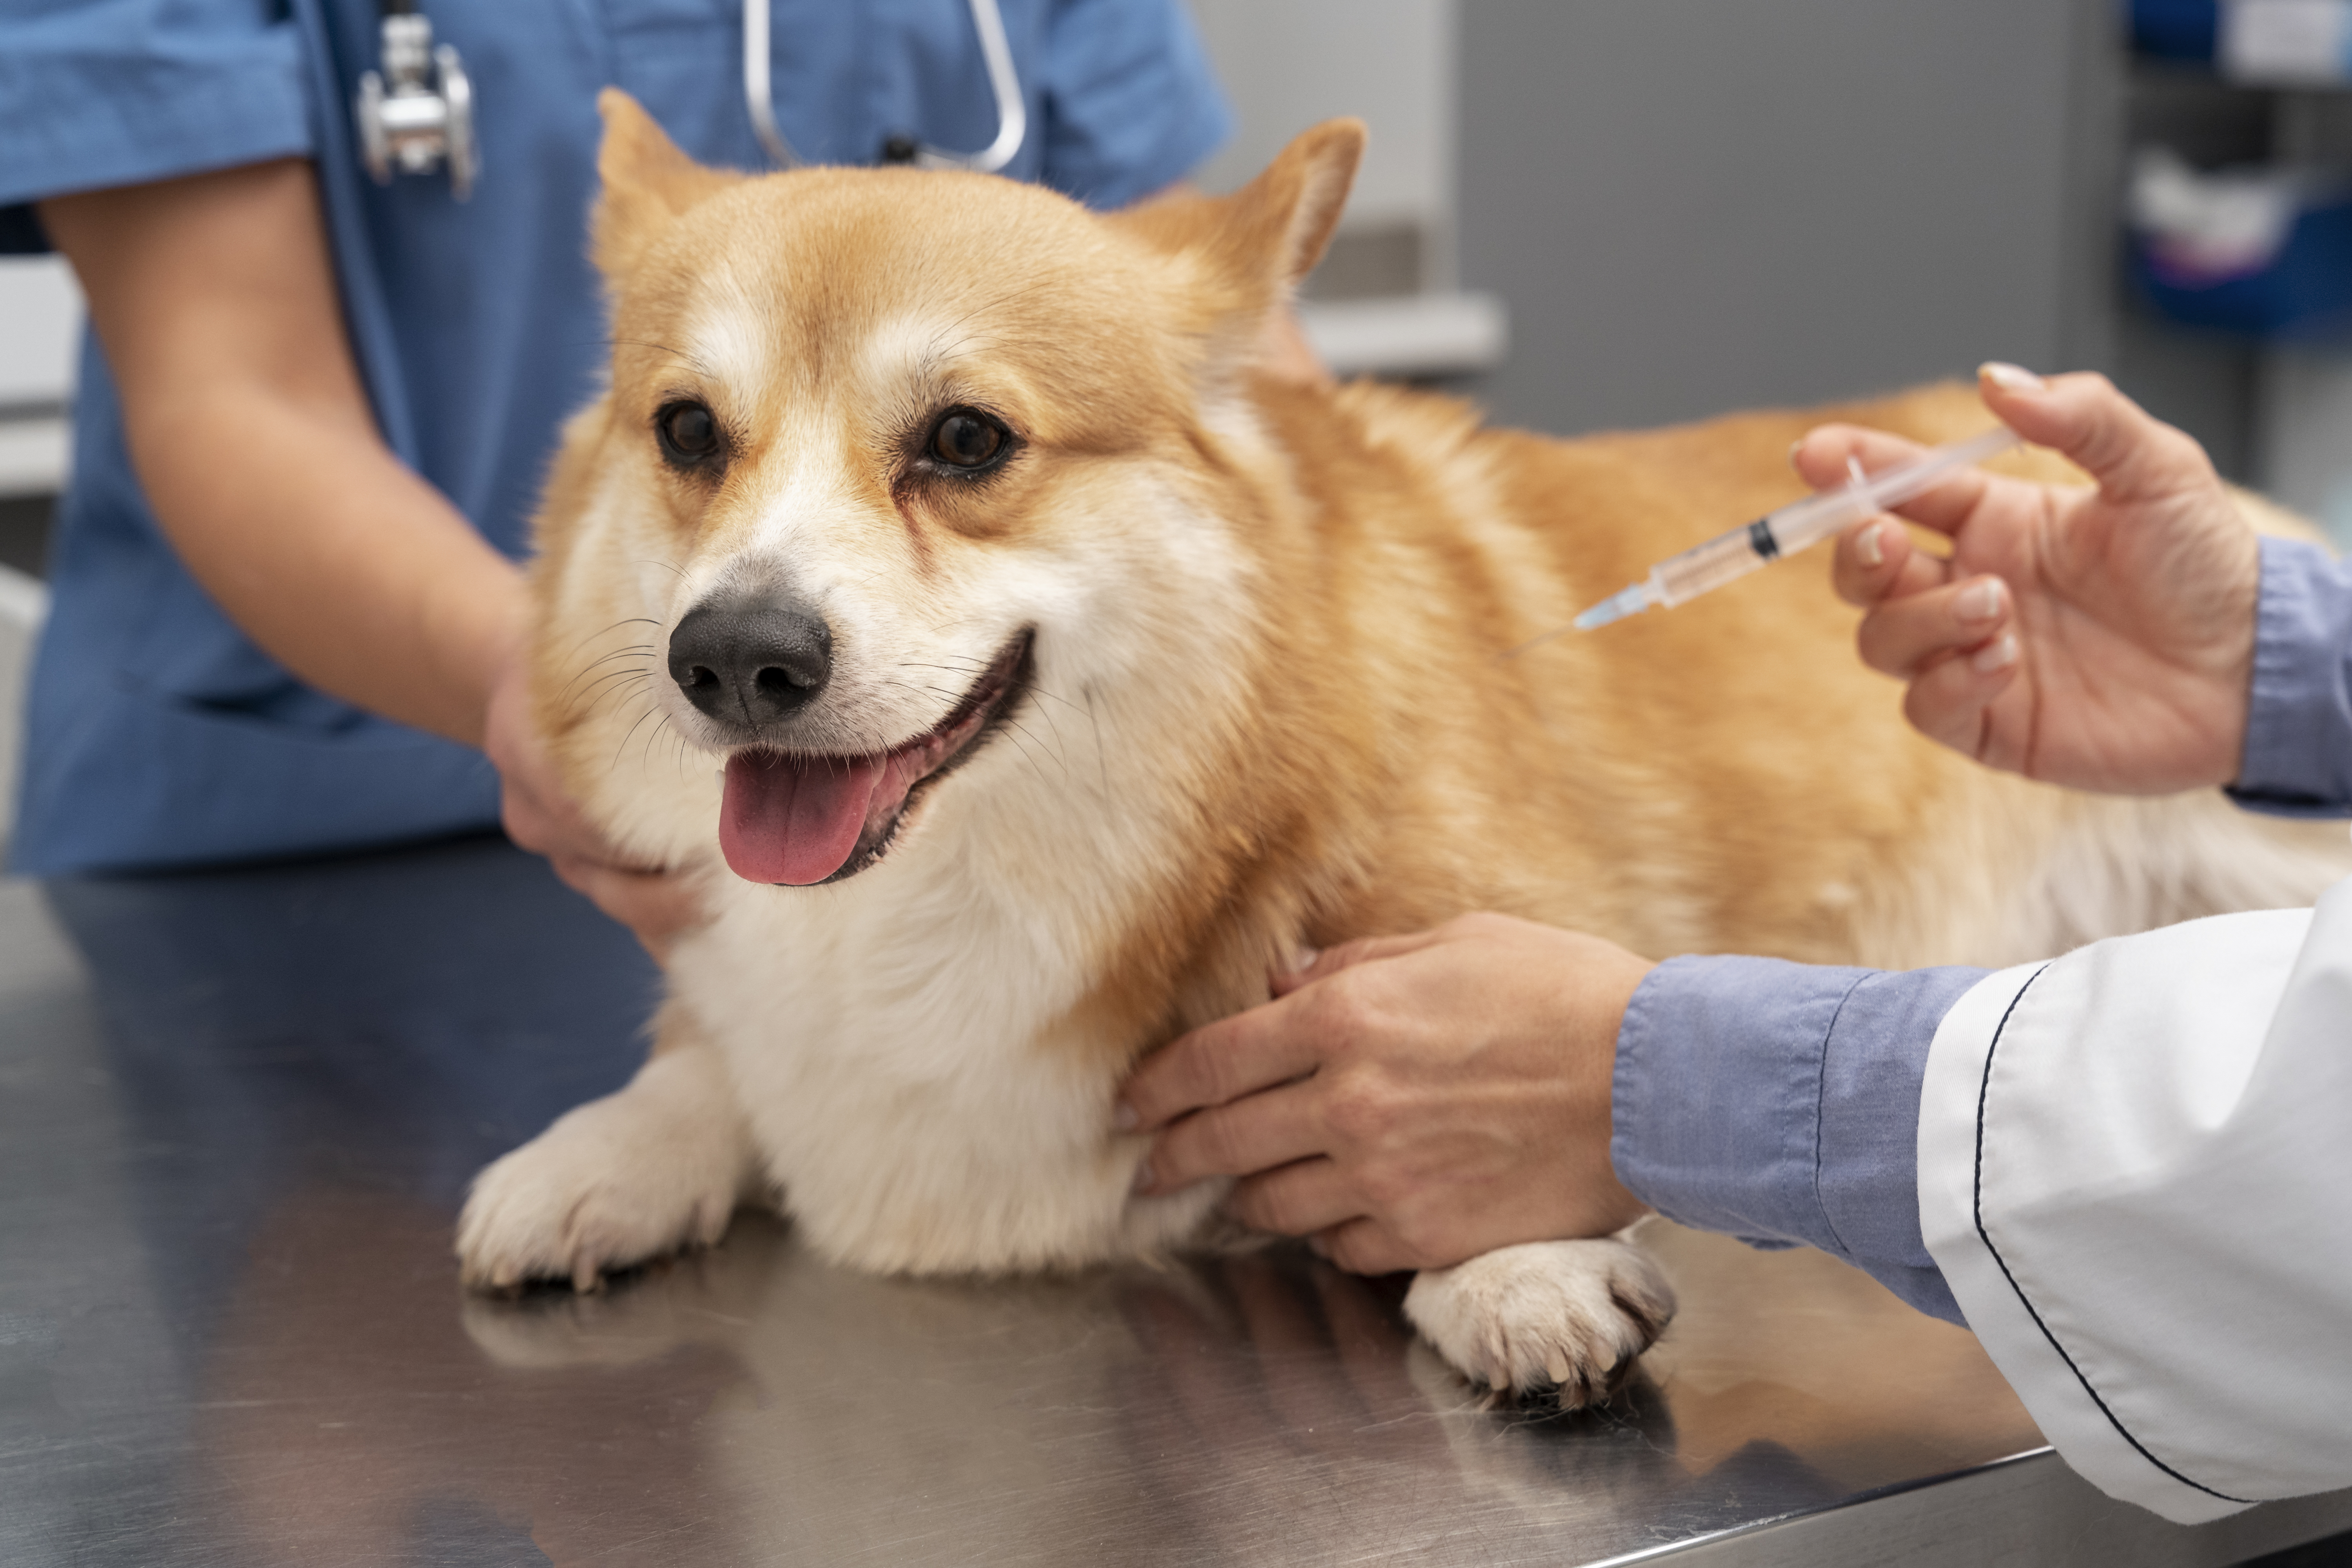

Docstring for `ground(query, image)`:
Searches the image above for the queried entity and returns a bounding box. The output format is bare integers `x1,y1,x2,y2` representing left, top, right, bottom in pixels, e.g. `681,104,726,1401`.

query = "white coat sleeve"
1918,874,2352,1524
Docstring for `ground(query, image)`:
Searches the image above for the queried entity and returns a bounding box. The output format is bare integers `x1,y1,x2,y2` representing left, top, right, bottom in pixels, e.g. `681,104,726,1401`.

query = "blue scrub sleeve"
2225,536,2352,818
1038,0,1232,208
0,0,315,247
1613,956,1987,1323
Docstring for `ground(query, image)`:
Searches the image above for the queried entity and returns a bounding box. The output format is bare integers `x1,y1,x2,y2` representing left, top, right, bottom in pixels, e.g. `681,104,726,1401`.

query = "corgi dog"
456,93,2349,1400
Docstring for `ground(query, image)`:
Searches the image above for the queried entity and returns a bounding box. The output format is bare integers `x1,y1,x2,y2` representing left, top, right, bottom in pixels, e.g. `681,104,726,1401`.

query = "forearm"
123,377,522,745
40,160,519,747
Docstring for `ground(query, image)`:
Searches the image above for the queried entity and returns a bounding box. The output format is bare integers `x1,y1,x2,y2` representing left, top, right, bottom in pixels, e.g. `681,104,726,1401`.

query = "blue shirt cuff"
1613,954,1986,1323
2225,536,2352,818
0,6,314,216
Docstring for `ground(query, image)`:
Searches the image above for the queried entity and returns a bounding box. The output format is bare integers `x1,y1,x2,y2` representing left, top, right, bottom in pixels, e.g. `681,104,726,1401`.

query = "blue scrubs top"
0,0,1229,875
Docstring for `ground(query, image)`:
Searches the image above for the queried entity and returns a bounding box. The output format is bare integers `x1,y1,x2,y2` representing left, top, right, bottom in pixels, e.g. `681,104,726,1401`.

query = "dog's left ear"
593,88,748,277
1113,118,1365,362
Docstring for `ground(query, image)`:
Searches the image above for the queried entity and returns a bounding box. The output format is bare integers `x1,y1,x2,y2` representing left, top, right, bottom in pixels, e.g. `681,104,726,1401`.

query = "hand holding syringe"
1563,426,2023,635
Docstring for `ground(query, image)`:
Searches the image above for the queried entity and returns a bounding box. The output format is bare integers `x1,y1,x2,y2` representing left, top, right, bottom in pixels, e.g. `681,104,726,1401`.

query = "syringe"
1566,426,2023,634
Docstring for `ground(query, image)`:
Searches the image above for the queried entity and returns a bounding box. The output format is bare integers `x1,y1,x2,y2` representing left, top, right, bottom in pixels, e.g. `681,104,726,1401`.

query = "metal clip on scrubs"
354,1,478,200
1570,426,2024,633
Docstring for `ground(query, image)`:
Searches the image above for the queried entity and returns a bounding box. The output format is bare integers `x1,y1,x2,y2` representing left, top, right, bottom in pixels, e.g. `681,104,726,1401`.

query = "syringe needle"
1572,583,1656,632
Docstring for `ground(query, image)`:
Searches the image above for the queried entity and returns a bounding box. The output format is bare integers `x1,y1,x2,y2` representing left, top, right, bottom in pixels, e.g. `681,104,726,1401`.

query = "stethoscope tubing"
743,0,1026,172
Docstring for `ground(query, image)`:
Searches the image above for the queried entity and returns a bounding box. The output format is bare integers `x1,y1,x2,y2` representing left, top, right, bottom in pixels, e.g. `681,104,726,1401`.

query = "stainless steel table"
3,837,2347,1566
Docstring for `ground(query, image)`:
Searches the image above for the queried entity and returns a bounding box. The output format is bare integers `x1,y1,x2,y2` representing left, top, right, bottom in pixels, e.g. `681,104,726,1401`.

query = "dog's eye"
656,400,723,468
927,408,1008,471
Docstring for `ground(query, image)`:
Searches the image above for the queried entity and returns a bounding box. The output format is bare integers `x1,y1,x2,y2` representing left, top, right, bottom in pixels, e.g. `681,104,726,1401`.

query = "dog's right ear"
593,89,747,277
1110,120,1374,369
1110,118,1365,369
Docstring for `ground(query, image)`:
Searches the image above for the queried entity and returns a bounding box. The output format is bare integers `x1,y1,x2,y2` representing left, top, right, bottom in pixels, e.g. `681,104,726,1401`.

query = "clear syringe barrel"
1568,426,2024,633
1647,426,2020,609
1646,519,1799,607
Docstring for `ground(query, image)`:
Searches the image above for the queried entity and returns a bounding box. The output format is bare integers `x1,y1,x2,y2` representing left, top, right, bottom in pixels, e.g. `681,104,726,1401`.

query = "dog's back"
1161,372,2345,1003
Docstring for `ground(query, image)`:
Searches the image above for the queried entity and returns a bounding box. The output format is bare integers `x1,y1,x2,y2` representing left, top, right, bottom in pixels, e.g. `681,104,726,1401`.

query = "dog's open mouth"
717,630,1033,886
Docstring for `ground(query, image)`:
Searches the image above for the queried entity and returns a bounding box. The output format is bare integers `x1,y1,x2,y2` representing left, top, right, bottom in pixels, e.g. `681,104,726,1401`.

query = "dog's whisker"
579,676,658,724
567,667,657,718
1002,717,1067,778
557,647,658,702
637,708,675,773
1083,688,1110,797
993,720,1049,784
558,617,663,665
610,701,664,771
573,684,655,730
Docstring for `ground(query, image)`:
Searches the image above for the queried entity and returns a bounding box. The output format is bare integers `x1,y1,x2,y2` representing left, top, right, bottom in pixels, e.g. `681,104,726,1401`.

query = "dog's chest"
670,873,1183,1272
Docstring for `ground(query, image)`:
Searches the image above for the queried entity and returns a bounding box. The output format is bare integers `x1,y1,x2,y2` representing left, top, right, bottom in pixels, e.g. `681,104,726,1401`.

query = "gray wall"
1453,0,2105,440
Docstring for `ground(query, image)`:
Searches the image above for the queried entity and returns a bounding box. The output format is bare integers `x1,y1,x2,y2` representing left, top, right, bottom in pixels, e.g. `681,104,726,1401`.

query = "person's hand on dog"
1798,363,2261,796
1119,913,1652,1276
484,644,706,964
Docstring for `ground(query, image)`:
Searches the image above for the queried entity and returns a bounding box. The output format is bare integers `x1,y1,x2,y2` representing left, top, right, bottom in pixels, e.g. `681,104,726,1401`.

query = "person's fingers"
1854,574,2012,679
558,860,704,963
1140,1080,1325,1194
1270,928,1443,997
1793,422,1998,538
1900,633,2022,762
592,865,705,934
1317,1218,1417,1278
1831,516,1947,609
1224,1156,1360,1238
1793,422,1925,488
1120,994,1330,1132
503,777,668,877
1975,363,2214,505
498,788,559,858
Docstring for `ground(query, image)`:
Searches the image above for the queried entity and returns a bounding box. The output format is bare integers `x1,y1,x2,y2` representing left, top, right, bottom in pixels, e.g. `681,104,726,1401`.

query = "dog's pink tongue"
720,752,884,885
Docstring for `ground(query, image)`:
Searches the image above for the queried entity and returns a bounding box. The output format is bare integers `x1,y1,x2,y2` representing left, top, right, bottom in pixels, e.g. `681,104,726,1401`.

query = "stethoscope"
353,0,1027,201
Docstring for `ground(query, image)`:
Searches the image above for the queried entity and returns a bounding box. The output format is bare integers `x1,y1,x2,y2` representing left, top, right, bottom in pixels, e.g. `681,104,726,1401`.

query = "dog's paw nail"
1544,1349,1570,1385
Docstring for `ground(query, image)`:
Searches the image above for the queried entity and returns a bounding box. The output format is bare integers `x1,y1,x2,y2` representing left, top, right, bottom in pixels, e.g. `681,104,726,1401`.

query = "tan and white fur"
456,96,2350,1400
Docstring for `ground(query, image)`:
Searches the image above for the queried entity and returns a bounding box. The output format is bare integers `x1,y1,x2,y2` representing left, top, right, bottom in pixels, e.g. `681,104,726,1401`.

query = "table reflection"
8,835,2042,1566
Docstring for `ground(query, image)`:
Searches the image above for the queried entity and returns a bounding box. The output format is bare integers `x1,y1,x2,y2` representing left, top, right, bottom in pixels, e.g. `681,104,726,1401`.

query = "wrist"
1578,941,1655,1232
423,559,530,750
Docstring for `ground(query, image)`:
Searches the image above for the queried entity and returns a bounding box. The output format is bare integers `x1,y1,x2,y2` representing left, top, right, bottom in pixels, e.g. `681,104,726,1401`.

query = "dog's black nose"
669,600,833,724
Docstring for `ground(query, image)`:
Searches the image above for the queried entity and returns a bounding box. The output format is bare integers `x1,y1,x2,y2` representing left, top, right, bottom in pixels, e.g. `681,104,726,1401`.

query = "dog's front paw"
1402,1237,1674,1406
456,1051,754,1292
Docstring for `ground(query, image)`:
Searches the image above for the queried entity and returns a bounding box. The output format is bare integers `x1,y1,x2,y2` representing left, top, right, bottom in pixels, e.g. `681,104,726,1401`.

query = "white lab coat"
1918,875,2352,1524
